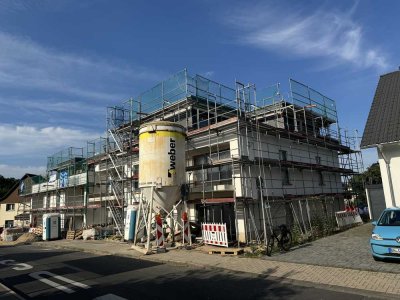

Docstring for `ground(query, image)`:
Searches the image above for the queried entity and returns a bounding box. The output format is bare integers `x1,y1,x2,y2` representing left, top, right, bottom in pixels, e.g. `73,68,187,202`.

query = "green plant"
290,223,303,245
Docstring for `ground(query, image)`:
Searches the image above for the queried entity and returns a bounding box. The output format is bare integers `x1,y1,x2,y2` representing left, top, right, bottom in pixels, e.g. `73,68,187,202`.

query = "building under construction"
19,70,362,244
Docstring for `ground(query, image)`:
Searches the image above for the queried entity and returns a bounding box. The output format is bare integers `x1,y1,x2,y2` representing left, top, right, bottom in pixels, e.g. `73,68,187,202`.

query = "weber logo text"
168,138,176,177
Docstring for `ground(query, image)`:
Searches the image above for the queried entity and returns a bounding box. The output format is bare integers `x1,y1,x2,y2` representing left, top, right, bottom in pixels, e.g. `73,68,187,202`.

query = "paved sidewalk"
269,224,400,274
32,237,400,298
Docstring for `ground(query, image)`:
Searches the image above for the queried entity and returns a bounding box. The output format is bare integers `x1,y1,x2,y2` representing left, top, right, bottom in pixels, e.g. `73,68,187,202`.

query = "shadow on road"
1,251,302,300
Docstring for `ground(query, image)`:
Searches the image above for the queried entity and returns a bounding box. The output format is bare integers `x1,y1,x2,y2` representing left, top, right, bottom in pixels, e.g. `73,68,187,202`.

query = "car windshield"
378,210,400,226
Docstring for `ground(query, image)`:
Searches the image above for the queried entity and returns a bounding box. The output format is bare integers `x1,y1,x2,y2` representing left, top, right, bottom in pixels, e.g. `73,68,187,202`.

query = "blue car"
370,207,400,261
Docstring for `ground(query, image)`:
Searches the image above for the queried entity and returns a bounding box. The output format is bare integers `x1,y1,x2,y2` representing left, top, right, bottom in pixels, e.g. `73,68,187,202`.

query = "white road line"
29,271,90,294
0,282,25,300
93,294,128,300
52,275,90,289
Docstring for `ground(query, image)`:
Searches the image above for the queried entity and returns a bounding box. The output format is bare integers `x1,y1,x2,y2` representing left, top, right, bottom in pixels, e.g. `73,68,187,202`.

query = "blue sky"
0,0,397,178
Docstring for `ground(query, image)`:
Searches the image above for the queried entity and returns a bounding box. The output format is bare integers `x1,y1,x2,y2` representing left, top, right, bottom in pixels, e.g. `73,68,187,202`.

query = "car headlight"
371,233,383,240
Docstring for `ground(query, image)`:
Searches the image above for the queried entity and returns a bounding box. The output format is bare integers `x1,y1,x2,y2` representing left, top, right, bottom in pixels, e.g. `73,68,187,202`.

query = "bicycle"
266,224,292,256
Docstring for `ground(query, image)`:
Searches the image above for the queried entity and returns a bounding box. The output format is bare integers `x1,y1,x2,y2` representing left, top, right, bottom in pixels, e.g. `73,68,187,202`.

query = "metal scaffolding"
19,69,363,243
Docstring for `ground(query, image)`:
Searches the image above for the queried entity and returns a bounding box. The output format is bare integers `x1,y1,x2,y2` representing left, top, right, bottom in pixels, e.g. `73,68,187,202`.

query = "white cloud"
0,124,100,157
0,96,105,115
223,4,389,71
0,164,46,179
0,31,162,101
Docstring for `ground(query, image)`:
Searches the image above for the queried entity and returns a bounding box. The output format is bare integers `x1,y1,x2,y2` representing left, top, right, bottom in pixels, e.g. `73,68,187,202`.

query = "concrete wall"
366,184,386,220
86,208,107,225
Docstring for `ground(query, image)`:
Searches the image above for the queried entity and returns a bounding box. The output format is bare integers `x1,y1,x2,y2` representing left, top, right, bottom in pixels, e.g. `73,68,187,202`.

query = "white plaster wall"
0,204,18,227
377,143,400,207
246,133,340,168
188,130,237,151
235,166,342,199
60,192,66,206
231,131,344,198
49,194,57,208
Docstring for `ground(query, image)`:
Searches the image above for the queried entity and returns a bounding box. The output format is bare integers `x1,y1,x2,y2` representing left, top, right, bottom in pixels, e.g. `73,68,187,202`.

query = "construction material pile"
1,227,25,242
78,224,116,240
0,232,38,246
29,226,43,236
15,233,38,244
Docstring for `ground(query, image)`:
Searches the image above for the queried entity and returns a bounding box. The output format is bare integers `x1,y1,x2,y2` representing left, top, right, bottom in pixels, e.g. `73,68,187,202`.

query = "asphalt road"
0,245,384,300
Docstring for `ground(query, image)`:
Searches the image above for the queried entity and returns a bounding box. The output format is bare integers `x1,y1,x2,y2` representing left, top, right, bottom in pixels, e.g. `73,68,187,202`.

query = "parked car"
370,207,400,261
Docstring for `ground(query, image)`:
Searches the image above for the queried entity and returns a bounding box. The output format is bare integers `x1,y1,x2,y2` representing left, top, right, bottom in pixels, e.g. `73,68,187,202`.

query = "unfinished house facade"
19,70,362,243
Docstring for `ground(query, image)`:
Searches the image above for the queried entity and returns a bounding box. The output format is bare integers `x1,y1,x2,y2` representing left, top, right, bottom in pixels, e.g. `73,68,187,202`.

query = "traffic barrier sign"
155,214,164,247
201,223,228,247
335,211,363,228
182,212,191,244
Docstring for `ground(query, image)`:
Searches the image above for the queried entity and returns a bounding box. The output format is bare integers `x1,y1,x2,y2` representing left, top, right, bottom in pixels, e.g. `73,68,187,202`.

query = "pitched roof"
361,70,400,148
0,173,37,203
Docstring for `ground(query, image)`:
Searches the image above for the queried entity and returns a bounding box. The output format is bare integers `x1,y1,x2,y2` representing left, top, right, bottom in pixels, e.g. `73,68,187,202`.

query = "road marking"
0,260,32,271
12,263,33,271
0,282,25,300
29,271,90,294
0,260,15,266
93,294,128,300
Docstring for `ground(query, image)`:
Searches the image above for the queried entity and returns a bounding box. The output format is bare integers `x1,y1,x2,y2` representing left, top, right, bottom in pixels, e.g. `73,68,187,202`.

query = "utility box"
43,213,61,241
124,205,137,241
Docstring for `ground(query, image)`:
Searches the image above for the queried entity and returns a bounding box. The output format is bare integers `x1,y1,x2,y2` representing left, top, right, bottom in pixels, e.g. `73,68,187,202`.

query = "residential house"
361,70,400,208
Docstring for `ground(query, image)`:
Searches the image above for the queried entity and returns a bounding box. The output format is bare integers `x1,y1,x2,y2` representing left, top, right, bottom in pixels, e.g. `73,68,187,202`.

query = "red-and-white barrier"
182,212,191,245
335,211,363,228
155,214,164,247
201,223,228,247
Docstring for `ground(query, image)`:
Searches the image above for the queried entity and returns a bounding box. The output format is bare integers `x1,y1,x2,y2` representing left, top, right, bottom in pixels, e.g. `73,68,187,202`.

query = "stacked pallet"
32,226,43,236
66,230,76,240
74,229,83,240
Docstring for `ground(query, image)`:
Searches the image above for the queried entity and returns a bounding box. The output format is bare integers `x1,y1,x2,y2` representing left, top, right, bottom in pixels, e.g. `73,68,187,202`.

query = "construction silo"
139,121,186,214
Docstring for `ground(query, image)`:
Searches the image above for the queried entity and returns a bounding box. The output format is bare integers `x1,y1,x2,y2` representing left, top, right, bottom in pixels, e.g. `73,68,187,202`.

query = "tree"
348,163,382,205
0,175,18,199
363,163,382,185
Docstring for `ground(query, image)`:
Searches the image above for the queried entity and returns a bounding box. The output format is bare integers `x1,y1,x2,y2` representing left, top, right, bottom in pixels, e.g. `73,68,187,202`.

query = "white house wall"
228,131,343,198
234,166,342,199
377,143,400,207
246,133,340,168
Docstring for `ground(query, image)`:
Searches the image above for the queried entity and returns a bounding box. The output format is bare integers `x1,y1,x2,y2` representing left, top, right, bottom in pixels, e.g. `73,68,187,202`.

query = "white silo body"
139,121,186,213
